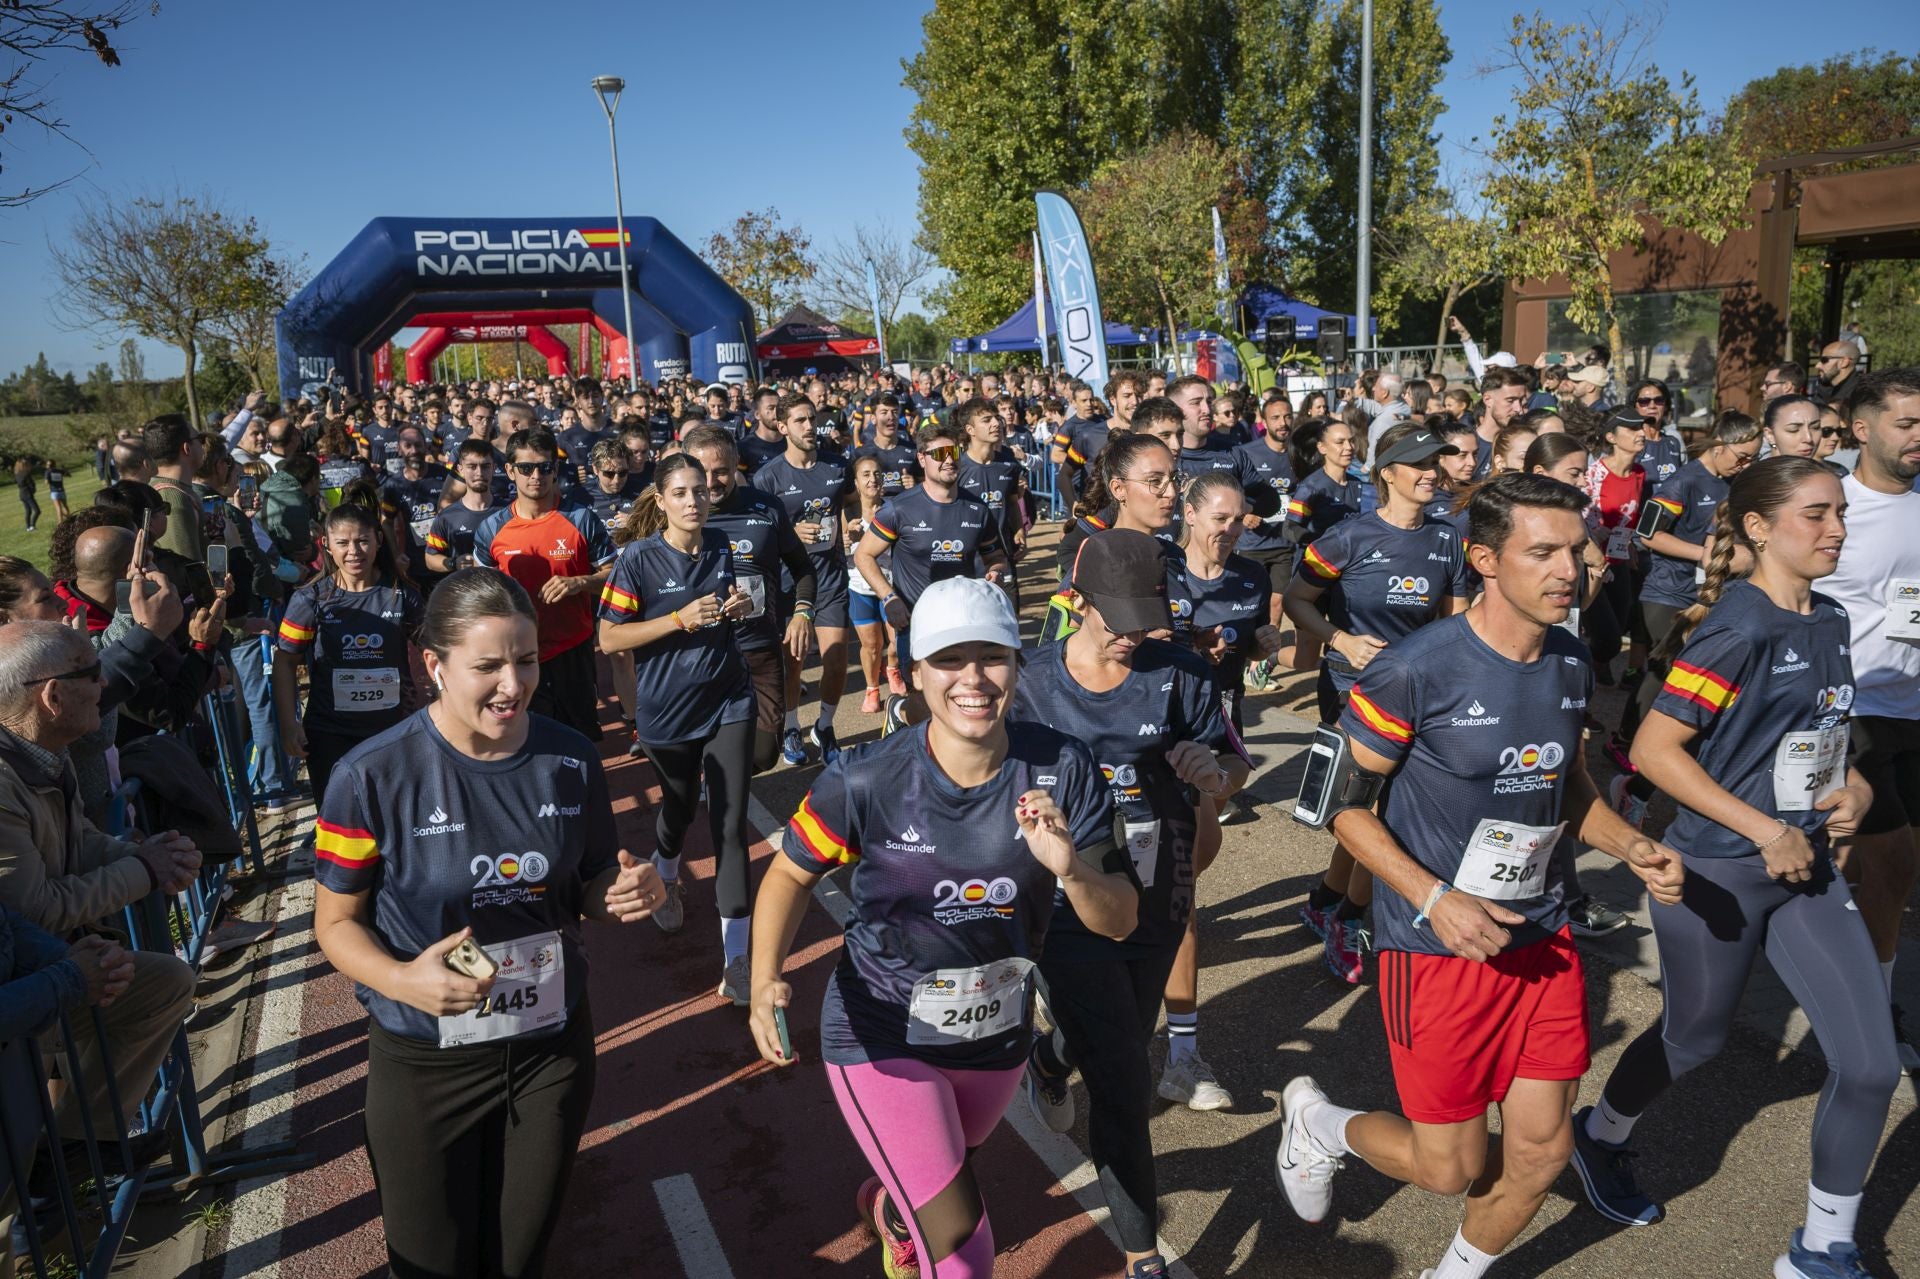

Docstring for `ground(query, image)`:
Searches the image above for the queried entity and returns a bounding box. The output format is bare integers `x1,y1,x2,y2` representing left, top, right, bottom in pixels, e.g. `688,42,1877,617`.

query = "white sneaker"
1158,1054,1232,1111
1275,1076,1344,1224
719,954,750,1007
653,878,686,934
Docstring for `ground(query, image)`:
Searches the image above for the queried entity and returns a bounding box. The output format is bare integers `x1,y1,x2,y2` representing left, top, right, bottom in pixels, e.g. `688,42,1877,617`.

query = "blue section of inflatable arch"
275,216,758,397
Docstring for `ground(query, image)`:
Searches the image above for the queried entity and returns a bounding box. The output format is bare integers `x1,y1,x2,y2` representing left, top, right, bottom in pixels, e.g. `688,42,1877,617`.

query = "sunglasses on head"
510,460,555,476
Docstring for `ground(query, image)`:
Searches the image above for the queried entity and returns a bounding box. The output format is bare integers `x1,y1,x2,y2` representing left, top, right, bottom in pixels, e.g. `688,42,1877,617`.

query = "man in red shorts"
1274,473,1683,1278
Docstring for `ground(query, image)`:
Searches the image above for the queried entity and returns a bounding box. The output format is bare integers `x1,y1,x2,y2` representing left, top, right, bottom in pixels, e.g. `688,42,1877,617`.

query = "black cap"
1072,529,1171,634
1604,409,1645,432
1374,429,1461,470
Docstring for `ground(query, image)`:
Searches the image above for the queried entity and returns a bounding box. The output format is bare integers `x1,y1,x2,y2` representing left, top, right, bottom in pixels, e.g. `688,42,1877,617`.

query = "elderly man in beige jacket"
0,620,202,1157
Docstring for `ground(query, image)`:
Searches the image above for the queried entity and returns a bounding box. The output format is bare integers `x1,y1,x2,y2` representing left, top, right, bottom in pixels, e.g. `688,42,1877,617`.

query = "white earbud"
432,671,445,691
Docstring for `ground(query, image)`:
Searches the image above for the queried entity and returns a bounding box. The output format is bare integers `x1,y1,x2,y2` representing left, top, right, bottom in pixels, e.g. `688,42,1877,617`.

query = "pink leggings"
827,1056,1025,1278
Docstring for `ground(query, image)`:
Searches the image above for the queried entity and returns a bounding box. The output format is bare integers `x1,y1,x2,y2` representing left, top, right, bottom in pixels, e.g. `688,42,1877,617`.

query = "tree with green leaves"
1081,132,1276,342
47,190,283,428
206,247,307,396
1479,8,1752,363
1726,50,1920,365
703,207,815,333
1374,191,1501,364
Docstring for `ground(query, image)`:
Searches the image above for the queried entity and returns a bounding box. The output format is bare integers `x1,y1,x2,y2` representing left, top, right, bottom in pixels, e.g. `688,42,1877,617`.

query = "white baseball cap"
908,578,1020,659
1484,350,1519,368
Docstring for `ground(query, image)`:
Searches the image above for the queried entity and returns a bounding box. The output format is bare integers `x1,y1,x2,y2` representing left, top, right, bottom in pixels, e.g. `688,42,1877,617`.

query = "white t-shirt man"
1821,473,1920,721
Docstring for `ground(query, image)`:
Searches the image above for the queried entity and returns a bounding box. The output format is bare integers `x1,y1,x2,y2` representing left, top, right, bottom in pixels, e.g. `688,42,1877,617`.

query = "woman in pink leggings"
749,578,1139,1277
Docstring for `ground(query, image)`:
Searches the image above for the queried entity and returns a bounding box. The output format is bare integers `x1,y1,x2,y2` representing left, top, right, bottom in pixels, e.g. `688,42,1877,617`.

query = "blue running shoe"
1570,1107,1663,1226
1775,1228,1870,1278
808,724,840,764
1300,901,1332,941
780,727,808,766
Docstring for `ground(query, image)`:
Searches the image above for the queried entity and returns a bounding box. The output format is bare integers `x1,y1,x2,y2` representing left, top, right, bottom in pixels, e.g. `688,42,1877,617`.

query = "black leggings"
1599,852,1900,1195
17,486,39,528
1036,946,1180,1253
1586,565,1640,668
364,1010,597,1279
645,715,755,918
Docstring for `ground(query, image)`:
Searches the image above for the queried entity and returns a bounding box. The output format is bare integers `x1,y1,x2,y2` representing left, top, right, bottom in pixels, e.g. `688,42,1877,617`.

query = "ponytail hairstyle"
1489,425,1537,476
1074,431,1170,520
1654,456,1830,664
1288,415,1331,478
624,451,707,544
321,497,403,585
1692,408,1762,461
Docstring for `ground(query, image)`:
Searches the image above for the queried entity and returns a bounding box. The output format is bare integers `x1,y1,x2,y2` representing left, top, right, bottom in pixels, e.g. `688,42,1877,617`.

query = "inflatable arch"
275,216,758,400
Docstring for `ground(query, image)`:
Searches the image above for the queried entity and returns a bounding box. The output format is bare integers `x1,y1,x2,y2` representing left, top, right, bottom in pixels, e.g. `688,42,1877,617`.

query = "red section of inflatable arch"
404,321,574,383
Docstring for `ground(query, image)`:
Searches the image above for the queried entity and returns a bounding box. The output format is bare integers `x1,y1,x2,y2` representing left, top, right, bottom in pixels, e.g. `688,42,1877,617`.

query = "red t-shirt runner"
472,505,614,659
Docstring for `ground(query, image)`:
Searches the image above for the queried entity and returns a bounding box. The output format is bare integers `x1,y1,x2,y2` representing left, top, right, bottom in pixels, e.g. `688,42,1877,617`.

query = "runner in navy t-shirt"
1575,462,1893,1277
1231,394,1300,685
1274,475,1682,1279
749,577,1135,1279
311,568,664,1279
597,452,763,1003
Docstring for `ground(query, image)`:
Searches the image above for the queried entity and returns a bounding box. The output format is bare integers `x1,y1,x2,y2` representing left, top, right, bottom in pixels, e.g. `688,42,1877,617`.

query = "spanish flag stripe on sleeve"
1350,689,1414,744
1301,544,1341,582
788,796,857,867
1653,496,1683,516
1287,498,1310,520
1066,446,1086,465
426,531,449,551
870,517,898,544
1052,430,1073,448
277,618,315,645
1663,659,1740,715
314,819,378,867
600,582,639,614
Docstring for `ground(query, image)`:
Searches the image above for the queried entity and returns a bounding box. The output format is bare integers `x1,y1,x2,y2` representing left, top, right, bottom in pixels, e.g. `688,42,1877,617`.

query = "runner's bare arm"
314,885,494,1016
748,855,821,1067
1563,739,1685,904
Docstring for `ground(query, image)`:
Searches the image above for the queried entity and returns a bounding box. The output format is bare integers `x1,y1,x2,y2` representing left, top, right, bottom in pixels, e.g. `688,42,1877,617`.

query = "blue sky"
0,0,1912,377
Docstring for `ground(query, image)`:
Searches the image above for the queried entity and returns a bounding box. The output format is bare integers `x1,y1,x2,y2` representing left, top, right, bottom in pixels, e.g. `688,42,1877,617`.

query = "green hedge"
0,414,109,469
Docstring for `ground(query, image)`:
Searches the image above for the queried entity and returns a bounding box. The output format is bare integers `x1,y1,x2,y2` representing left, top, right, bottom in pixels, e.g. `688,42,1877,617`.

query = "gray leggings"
1600,850,1900,1194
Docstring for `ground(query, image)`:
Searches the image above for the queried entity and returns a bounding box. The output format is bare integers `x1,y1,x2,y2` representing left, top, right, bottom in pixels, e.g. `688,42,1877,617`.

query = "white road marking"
216,838,317,1279
746,793,1195,1276
652,1173,739,1279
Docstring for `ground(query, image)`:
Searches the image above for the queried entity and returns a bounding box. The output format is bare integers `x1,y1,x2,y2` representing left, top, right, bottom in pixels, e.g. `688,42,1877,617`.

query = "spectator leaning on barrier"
0,621,201,1159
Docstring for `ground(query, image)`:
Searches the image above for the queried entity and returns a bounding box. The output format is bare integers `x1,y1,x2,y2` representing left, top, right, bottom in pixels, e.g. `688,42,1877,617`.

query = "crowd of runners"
5,349,1915,1279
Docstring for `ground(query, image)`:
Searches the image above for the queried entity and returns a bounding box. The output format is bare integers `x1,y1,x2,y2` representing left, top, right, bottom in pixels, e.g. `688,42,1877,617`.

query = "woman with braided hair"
1571,457,1898,1279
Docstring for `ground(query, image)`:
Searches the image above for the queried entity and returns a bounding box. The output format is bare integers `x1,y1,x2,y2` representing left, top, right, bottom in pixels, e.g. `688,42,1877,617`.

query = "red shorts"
1377,927,1589,1124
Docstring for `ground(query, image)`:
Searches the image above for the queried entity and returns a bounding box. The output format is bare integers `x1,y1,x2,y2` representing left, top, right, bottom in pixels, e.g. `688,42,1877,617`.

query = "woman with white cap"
748,576,1136,1279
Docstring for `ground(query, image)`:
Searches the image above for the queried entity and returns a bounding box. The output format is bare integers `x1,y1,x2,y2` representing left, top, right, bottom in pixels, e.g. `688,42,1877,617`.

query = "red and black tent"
755,305,881,377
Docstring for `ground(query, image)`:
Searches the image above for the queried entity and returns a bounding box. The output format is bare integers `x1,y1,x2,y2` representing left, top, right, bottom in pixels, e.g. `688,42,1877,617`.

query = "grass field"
0,467,107,566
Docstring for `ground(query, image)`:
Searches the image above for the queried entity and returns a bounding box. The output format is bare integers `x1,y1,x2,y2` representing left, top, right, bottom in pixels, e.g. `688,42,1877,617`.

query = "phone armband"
1291,724,1384,830
1634,497,1675,541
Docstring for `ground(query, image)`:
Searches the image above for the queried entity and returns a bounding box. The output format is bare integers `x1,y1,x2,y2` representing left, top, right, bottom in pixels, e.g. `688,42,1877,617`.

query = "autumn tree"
703,207,815,332
0,0,148,207
809,221,941,347
1727,51,1920,364
48,190,283,427
1479,8,1752,363
205,247,307,394
1081,133,1276,343
1375,190,1501,364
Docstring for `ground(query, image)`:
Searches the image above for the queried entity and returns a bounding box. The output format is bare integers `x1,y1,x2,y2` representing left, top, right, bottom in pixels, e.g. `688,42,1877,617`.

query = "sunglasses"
31,661,101,686
597,468,629,478
921,444,960,463
1636,396,1668,406
510,461,555,477
1819,427,1841,438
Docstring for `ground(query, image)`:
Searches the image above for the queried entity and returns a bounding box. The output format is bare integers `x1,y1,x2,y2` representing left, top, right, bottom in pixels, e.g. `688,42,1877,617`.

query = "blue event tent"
1237,283,1377,340
949,298,1156,356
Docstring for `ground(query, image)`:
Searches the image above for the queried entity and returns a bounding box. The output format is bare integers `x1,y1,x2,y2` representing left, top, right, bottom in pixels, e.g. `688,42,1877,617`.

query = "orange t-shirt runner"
473,506,615,658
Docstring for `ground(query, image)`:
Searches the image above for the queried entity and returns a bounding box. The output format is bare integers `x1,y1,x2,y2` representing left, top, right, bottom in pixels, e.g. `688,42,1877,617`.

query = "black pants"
1037,945,1181,1253
1586,565,1637,669
365,1009,597,1279
17,487,38,529
307,726,373,809
1600,853,1899,1195
532,639,603,741
644,715,755,918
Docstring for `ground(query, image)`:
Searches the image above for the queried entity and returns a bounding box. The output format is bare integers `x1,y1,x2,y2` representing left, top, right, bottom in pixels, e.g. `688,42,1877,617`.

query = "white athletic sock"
1302,1099,1361,1157
1802,1181,1861,1254
783,708,800,732
815,702,837,731
1585,1096,1638,1146
652,852,681,883
1882,958,1895,998
1432,1227,1497,1279
721,915,750,963
1166,1012,1198,1065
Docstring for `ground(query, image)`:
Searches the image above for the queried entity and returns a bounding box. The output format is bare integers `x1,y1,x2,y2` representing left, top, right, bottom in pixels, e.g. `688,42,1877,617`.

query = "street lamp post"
1354,0,1374,371
592,75,639,391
